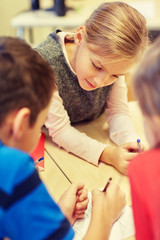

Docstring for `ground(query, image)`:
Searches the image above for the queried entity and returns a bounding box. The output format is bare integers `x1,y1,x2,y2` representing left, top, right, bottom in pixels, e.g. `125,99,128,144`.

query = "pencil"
34,157,44,165
102,177,112,192
137,139,141,152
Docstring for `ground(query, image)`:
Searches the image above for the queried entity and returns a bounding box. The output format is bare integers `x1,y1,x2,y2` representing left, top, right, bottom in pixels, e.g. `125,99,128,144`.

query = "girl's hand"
100,145,138,175
58,183,88,225
120,141,146,152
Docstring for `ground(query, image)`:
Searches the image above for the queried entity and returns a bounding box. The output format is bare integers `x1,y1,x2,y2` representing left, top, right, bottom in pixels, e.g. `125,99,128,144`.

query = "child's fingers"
74,207,87,215
77,189,83,196
120,142,137,149
74,213,85,219
77,188,88,200
71,182,85,193
75,198,89,211
121,141,145,153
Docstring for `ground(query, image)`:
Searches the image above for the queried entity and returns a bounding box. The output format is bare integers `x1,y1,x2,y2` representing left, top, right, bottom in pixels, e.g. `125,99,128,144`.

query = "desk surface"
40,101,148,240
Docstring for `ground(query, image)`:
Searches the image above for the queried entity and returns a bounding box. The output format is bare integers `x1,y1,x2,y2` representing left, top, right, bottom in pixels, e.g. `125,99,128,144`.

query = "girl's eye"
112,75,118,78
92,61,102,70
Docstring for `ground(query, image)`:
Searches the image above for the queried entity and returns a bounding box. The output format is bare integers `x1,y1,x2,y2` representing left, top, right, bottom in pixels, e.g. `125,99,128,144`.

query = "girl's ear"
75,26,85,45
13,108,31,140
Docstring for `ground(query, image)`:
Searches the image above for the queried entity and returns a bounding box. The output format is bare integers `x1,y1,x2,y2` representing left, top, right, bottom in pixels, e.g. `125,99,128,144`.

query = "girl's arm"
45,90,106,165
105,77,139,146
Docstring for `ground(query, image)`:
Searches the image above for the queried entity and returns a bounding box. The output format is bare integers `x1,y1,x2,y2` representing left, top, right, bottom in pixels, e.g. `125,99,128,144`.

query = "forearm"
49,119,110,167
107,115,139,145
49,124,107,165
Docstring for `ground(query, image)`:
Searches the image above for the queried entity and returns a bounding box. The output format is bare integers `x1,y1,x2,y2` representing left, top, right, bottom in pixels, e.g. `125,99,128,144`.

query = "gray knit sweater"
36,30,113,124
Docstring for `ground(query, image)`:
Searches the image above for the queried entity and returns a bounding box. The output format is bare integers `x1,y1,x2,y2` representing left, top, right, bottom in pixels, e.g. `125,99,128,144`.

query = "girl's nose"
93,72,109,87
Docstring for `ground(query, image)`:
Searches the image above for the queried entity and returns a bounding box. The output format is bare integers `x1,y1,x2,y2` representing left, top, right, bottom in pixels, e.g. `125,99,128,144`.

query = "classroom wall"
0,0,55,44
0,0,29,37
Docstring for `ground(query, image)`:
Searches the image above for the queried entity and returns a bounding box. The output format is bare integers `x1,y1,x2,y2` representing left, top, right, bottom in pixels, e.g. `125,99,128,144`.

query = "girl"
36,2,149,175
128,37,160,240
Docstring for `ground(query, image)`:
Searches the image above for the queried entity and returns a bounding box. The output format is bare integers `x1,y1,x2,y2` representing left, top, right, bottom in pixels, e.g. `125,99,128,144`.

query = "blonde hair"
84,2,149,63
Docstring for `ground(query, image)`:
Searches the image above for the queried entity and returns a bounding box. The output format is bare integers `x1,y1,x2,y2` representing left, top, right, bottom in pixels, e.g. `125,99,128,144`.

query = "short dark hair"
133,36,160,116
0,37,55,126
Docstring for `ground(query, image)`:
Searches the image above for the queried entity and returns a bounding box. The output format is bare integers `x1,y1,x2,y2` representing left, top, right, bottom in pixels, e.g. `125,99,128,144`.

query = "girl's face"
72,29,133,91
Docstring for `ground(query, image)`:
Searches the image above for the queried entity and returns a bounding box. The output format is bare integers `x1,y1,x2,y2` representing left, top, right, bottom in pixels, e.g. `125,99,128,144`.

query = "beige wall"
0,0,56,45
0,0,29,37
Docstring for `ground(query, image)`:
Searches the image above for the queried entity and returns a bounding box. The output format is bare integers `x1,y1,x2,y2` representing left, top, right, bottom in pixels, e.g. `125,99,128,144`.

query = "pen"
137,139,141,152
34,157,44,165
102,177,112,192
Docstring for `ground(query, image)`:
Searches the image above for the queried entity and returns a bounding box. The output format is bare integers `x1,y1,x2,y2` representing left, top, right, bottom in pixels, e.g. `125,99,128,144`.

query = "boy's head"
0,37,55,152
133,37,160,148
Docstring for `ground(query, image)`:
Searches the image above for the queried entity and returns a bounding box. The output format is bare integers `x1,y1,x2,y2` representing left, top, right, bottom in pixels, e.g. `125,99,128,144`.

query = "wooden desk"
40,150,71,201
40,101,147,240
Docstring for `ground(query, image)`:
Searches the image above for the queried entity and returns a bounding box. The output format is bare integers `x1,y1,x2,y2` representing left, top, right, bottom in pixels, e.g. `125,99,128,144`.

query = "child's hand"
120,141,146,152
58,183,88,225
84,183,126,240
74,185,88,219
92,183,126,224
100,145,137,175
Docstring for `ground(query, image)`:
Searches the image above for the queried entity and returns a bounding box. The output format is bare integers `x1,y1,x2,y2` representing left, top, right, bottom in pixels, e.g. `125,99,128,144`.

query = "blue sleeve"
0,149,74,240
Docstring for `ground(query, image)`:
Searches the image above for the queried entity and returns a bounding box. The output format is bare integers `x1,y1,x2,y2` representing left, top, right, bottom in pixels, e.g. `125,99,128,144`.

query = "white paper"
73,192,135,240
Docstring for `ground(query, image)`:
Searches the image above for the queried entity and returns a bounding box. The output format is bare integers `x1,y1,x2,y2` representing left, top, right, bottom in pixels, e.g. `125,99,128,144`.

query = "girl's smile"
84,78,96,89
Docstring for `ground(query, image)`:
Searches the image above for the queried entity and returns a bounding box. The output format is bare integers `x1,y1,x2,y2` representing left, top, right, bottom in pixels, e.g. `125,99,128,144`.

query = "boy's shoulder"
0,141,31,166
0,141,34,193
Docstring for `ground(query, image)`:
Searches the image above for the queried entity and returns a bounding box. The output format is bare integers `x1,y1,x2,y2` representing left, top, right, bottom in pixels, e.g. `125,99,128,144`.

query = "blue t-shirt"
0,141,74,240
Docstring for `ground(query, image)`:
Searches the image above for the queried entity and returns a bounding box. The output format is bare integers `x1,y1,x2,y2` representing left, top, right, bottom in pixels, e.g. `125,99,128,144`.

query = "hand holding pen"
91,177,126,231
121,139,143,153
